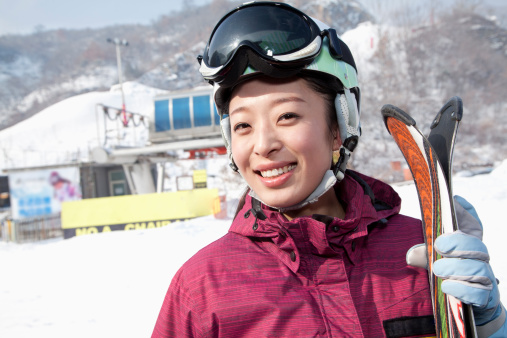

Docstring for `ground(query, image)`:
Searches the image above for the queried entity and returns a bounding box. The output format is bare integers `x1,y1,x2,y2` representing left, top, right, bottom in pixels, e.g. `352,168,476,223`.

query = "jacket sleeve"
152,269,201,338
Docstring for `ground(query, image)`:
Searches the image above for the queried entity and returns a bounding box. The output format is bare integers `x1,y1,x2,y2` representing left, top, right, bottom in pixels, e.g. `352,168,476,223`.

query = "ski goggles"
197,1,356,87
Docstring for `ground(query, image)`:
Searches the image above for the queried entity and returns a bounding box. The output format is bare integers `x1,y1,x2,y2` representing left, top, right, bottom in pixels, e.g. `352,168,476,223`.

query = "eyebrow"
230,96,307,116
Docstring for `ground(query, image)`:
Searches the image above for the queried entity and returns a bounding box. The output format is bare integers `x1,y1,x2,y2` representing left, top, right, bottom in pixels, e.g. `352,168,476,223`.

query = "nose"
253,123,281,158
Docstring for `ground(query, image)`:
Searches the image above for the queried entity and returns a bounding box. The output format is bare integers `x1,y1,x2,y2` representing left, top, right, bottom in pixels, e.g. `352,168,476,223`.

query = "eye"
278,112,299,122
233,122,250,132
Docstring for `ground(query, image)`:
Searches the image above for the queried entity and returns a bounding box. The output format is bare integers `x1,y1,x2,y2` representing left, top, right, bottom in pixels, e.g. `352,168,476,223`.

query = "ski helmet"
197,1,361,210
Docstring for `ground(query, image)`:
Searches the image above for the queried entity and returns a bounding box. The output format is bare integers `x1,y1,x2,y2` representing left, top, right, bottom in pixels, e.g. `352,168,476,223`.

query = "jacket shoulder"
364,213,425,259
175,231,266,281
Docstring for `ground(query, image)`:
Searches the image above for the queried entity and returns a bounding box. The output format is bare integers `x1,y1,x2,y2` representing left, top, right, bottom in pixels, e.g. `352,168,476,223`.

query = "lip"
254,162,296,188
254,161,295,172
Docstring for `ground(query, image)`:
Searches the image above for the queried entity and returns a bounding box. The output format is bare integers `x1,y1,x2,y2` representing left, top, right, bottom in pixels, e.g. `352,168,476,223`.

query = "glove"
406,196,506,337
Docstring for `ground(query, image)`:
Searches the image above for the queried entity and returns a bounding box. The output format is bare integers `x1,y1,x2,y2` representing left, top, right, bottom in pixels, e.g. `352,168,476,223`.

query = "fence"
1,214,63,243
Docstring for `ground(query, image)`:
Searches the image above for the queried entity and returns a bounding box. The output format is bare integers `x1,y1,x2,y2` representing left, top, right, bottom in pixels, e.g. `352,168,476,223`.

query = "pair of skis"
382,97,477,337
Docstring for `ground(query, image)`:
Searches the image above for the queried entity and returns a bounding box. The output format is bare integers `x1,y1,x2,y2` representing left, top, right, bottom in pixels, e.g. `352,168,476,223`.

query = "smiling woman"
151,2,507,337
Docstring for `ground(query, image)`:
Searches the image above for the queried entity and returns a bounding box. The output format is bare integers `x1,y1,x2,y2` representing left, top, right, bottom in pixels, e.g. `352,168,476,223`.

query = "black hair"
222,72,343,130
299,71,342,139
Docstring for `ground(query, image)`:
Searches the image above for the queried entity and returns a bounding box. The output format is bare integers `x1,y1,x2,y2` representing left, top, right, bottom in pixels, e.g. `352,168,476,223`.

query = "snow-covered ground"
1,160,506,338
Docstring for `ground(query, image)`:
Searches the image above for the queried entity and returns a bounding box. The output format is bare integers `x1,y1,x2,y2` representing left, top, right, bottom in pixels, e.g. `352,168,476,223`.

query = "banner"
193,169,207,189
9,167,81,219
61,188,220,239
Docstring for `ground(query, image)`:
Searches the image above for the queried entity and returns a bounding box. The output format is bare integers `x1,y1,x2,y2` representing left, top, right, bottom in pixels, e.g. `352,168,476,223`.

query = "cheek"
290,135,314,153
287,133,333,174
231,138,248,169
292,124,334,155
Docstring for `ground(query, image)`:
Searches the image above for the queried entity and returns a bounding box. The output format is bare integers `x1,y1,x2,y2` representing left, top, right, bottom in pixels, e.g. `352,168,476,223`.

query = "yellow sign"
61,189,219,238
193,169,207,189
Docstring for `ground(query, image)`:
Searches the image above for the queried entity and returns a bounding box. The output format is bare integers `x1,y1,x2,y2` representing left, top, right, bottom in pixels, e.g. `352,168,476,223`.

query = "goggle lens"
206,5,318,67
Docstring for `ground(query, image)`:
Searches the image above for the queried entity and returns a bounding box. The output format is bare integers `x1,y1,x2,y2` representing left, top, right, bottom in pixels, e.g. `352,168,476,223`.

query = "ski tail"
381,103,476,338
428,96,463,185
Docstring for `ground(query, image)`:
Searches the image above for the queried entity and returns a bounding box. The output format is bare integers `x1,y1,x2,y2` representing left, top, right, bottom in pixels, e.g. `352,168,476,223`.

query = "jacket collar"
229,171,401,270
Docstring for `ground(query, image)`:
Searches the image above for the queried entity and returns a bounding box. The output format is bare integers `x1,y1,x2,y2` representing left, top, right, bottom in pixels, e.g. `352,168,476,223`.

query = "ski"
427,97,463,185
427,97,477,337
381,97,477,338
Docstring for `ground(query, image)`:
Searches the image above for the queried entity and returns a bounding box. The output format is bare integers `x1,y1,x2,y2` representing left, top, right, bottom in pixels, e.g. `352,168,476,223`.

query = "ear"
332,128,342,151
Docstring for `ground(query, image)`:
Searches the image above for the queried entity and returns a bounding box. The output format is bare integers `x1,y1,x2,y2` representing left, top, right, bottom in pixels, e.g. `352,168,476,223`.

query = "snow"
0,19,505,337
0,81,167,170
0,161,506,337
341,21,379,62
341,21,406,79
0,55,41,82
0,217,231,338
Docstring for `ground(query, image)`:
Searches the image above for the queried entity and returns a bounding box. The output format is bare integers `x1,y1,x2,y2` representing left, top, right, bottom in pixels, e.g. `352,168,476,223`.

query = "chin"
258,194,301,209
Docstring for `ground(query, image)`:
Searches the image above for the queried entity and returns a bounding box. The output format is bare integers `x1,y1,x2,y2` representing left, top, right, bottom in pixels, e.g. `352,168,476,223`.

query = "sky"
1,0,505,36
0,0,211,35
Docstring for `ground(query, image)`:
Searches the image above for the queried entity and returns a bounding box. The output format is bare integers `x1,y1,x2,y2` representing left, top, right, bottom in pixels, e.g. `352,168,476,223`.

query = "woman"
153,2,505,337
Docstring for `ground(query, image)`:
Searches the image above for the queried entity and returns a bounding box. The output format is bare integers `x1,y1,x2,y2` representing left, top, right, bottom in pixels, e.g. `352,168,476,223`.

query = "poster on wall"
9,167,82,219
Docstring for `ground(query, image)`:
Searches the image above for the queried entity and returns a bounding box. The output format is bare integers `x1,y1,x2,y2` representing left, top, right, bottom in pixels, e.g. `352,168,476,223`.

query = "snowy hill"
2,17,506,180
0,20,381,173
1,160,506,337
0,82,167,170
0,25,363,172
2,1,506,177
0,0,372,130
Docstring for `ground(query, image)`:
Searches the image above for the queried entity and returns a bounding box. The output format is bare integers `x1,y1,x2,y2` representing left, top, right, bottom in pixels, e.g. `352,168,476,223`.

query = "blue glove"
407,196,506,337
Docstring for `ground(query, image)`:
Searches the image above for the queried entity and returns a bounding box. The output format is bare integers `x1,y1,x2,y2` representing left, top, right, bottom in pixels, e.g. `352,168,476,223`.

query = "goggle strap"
249,55,305,79
323,29,357,73
326,29,343,60
215,53,250,87
216,49,309,87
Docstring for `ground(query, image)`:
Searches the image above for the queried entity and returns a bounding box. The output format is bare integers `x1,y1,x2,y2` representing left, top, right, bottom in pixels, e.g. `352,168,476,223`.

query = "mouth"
258,164,296,178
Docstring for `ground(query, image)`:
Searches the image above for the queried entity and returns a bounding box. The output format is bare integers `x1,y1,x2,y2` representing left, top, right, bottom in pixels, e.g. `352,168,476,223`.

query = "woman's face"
229,76,341,209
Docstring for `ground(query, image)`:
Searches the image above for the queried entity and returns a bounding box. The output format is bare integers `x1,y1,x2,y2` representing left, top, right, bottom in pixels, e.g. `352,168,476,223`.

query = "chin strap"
333,135,358,182
248,169,338,212
333,146,351,182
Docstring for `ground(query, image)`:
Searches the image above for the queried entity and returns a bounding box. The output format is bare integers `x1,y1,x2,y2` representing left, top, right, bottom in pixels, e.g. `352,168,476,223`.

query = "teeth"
260,164,296,178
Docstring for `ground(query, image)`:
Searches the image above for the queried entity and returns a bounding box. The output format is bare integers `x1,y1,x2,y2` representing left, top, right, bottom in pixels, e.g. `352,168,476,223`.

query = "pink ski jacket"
152,171,434,337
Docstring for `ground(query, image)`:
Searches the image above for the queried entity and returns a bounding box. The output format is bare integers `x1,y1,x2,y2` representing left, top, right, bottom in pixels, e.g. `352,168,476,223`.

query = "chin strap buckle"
333,136,358,182
229,161,239,172
333,147,350,182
